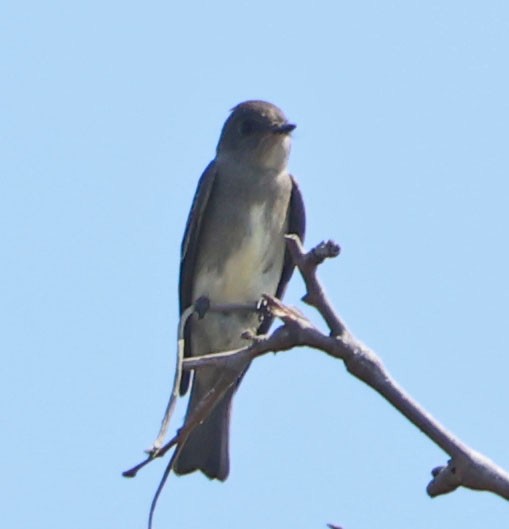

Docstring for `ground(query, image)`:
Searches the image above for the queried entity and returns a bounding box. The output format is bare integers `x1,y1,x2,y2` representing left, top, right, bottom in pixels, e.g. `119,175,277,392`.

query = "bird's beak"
272,123,296,134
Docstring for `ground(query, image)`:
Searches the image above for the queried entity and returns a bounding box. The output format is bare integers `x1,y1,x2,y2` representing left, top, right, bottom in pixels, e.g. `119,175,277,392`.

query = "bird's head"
217,100,295,172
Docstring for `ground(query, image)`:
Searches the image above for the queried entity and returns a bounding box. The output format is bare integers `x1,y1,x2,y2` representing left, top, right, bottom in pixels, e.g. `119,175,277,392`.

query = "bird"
173,100,305,481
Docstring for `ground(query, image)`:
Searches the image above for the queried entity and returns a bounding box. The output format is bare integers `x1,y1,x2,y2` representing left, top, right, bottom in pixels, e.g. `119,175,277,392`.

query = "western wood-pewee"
174,100,305,480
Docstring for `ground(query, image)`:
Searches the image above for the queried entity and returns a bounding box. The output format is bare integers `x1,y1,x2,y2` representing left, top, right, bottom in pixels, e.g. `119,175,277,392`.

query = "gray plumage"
174,101,305,480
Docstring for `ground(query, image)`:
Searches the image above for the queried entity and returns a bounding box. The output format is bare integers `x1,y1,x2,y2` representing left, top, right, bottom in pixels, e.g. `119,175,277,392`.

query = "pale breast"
193,203,288,304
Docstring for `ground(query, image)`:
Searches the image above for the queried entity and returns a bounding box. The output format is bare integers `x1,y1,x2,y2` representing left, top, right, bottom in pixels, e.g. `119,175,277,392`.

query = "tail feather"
173,383,233,481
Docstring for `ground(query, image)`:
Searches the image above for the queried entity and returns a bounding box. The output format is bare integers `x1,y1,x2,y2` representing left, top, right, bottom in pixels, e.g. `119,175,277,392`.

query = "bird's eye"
240,119,257,136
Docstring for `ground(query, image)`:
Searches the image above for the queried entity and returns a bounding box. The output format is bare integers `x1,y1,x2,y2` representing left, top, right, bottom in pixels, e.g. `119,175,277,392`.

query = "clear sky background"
2,1,509,528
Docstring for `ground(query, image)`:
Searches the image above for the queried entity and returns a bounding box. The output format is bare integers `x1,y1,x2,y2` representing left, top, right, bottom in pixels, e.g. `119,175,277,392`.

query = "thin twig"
148,447,181,529
148,305,195,453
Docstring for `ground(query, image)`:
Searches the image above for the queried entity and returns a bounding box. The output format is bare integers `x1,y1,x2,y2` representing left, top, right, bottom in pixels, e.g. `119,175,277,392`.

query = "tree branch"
124,235,509,506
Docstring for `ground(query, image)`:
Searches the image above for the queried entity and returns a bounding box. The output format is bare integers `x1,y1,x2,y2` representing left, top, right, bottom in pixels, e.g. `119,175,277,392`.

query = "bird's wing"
257,175,306,335
179,161,218,395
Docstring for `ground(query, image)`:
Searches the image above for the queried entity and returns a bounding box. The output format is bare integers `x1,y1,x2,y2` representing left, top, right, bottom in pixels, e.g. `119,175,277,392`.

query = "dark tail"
173,383,234,481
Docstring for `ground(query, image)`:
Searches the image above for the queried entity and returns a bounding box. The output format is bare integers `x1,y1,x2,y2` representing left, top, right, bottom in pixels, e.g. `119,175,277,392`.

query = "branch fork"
124,234,509,528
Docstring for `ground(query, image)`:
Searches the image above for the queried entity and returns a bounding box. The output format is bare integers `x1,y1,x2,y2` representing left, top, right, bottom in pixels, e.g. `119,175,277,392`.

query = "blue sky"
2,1,509,528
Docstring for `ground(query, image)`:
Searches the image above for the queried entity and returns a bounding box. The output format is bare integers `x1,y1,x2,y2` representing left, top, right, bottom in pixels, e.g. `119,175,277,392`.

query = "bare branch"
284,236,509,501
285,235,345,336
124,236,509,506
